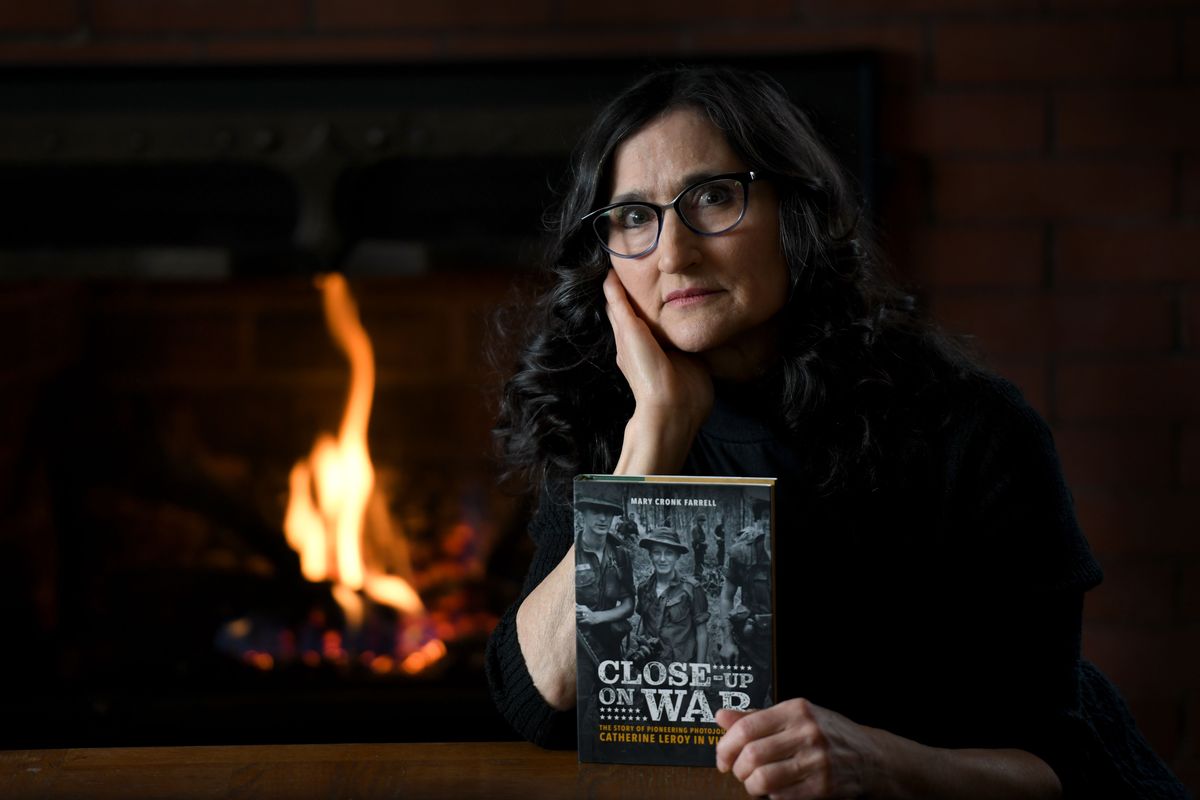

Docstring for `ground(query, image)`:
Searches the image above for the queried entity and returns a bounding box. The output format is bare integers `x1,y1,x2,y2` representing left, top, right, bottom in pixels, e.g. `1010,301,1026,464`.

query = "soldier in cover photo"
634,527,709,664
574,493,634,666
718,500,772,709
688,514,708,578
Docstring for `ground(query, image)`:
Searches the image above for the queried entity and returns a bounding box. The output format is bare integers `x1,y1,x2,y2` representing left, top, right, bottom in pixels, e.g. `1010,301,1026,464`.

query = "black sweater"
485,370,1186,798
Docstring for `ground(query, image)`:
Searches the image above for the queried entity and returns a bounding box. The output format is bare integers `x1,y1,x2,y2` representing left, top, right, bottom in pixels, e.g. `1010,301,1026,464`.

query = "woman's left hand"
715,700,883,799
603,269,713,475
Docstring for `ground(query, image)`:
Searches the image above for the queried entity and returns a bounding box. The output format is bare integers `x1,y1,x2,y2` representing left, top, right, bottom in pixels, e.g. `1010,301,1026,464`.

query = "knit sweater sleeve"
483,480,578,749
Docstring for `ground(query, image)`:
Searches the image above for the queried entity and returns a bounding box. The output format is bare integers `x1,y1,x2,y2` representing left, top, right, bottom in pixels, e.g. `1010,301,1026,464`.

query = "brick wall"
2,0,1197,787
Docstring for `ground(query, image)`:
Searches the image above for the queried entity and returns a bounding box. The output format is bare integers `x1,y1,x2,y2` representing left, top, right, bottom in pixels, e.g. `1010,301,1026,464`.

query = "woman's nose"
654,210,700,274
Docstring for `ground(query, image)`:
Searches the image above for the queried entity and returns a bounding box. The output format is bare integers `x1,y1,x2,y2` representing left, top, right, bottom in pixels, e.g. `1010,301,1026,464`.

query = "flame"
283,273,433,649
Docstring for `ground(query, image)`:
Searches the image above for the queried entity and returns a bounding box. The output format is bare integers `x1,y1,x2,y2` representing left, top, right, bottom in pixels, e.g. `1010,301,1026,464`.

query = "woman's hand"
715,700,882,799
603,270,713,475
716,701,1062,800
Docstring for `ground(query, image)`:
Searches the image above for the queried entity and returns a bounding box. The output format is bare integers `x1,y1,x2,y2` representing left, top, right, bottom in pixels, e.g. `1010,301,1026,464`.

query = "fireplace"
0,54,875,748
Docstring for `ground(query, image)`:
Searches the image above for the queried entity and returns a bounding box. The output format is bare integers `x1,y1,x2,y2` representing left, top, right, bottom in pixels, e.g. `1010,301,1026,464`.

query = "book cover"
573,474,776,766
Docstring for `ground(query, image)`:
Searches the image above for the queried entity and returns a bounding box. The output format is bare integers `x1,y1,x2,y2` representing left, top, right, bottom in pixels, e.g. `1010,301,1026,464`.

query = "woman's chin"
656,325,725,355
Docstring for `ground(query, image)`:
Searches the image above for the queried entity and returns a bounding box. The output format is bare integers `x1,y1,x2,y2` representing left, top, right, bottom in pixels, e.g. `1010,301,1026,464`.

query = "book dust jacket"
573,474,776,766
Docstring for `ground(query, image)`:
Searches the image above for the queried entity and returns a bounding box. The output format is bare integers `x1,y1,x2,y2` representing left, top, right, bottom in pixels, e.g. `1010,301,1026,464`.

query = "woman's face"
606,108,789,372
648,544,680,575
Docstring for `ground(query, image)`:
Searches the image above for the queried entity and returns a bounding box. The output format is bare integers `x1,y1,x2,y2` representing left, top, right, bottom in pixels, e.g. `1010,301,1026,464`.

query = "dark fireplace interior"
0,54,875,748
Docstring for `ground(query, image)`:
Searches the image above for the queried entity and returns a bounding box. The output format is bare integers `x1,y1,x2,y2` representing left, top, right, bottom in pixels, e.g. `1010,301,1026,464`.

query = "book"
573,474,776,766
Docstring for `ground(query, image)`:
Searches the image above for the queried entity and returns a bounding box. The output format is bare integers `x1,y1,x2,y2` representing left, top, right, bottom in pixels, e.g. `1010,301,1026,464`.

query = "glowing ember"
400,639,448,675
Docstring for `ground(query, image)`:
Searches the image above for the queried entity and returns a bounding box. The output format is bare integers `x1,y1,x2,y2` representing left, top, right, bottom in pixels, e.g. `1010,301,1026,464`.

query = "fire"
281,272,442,670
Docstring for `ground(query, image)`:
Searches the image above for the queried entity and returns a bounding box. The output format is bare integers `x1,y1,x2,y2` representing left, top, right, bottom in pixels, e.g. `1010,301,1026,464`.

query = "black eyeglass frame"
580,170,759,259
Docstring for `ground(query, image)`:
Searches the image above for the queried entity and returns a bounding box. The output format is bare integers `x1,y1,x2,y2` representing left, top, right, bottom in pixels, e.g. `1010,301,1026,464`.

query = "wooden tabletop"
1,741,753,799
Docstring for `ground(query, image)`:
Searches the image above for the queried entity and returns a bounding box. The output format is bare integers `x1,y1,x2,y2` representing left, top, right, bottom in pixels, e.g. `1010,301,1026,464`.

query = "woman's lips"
664,287,719,307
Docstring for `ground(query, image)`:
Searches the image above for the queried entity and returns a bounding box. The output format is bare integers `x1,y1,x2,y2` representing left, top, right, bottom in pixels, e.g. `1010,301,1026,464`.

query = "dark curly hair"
494,65,977,497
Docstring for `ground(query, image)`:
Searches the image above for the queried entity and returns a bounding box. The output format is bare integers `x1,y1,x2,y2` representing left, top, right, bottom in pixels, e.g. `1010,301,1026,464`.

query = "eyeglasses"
581,171,758,259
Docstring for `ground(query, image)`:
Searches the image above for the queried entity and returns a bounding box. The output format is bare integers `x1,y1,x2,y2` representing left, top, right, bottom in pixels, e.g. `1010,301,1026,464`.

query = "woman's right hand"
603,270,713,475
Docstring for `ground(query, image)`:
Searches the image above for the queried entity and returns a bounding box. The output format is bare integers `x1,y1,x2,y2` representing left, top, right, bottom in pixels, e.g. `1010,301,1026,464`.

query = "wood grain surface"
1,741,753,799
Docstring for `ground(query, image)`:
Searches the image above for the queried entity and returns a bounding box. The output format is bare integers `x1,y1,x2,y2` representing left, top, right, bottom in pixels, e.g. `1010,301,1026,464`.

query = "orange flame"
283,274,433,646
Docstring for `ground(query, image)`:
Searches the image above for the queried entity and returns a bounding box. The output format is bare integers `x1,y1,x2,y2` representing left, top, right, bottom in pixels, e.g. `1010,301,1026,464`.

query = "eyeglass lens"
594,177,747,257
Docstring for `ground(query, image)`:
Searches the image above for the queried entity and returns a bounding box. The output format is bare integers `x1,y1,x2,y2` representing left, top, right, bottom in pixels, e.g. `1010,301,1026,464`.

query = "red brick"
1185,18,1200,77
1119,690,1186,764
1055,425,1174,489
928,292,1050,357
1182,561,1200,623
877,155,928,238
0,383,38,445
201,35,440,62
567,0,790,24
440,30,684,60
90,0,308,34
0,448,13,508
253,308,352,373
361,306,462,379
0,303,33,375
1059,225,1200,285
1188,692,1200,760
0,40,203,64
1051,0,1196,6
884,90,1046,155
315,0,553,30
371,384,492,459
1182,425,1200,489
1054,292,1175,355
687,24,926,86
1057,360,1200,421
1186,291,1200,354
1083,559,1177,626
1184,157,1200,217
0,284,84,377
934,20,1176,84
90,308,244,376
1084,623,1200,692
0,1,80,32
929,291,1172,357
934,159,1173,222
1188,18,1200,79
1074,490,1200,556
800,0,1039,12
1174,757,1200,794
1057,89,1200,153
908,226,1044,289
988,359,1049,417
178,384,346,458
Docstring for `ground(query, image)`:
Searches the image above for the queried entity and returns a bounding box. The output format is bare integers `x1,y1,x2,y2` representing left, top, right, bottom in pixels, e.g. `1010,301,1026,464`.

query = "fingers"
602,267,626,306
716,707,786,772
716,699,820,767
715,708,753,733
603,269,649,349
602,269,669,391
715,700,851,799
741,755,834,800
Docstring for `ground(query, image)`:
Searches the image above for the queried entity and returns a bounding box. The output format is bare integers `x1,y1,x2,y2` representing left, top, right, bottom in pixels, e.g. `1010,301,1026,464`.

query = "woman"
484,66,1185,798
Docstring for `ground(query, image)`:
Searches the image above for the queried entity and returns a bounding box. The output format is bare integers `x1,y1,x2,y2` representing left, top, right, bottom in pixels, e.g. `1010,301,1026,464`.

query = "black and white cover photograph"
573,475,775,767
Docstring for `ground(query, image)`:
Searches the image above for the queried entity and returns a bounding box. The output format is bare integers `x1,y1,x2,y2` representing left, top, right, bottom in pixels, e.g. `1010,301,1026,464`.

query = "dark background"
0,0,1196,791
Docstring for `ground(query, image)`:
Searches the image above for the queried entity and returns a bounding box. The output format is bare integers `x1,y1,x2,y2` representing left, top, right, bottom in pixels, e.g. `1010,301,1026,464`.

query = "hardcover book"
573,474,776,766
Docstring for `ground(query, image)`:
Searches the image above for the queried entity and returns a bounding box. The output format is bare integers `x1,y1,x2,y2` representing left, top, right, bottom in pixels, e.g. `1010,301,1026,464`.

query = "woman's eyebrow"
608,169,729,205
